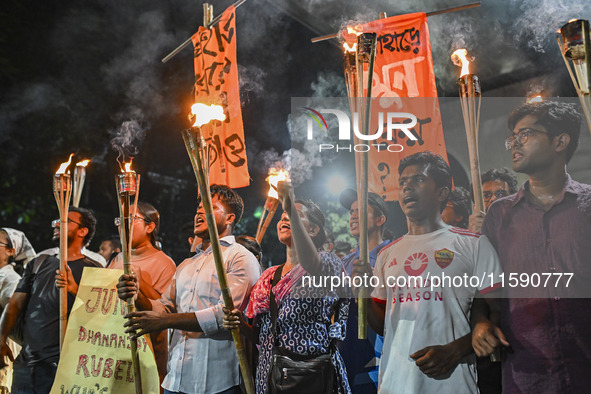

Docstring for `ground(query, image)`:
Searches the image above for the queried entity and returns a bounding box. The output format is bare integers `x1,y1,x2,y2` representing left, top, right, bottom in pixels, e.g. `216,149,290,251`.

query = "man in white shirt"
353,152,503,393
117,185,260,394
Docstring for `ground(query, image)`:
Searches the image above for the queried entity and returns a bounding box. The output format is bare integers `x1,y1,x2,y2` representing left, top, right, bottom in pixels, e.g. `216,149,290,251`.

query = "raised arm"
277,181,323,274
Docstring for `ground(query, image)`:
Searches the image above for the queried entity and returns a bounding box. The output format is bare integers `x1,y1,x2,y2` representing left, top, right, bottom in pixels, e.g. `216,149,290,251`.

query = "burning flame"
342,25,362,53
266,169,289,199
527,95,543,104
347,26,363,36
451,49,471,77
122,159,134,173
190,103,226,127
343,42,357,52
56,154,74,175
76,159,90,167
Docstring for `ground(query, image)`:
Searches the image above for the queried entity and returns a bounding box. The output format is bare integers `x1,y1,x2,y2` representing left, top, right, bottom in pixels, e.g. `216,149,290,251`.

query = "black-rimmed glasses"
51,218,83,228
504,128,549,150
114,215,151,226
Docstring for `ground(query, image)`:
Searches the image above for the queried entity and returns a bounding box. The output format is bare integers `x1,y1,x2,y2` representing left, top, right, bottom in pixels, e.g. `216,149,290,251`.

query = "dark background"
1,0,588,265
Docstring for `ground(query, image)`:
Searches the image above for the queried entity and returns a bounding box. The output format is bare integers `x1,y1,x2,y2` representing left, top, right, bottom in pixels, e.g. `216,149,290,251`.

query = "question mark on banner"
378,162,390,197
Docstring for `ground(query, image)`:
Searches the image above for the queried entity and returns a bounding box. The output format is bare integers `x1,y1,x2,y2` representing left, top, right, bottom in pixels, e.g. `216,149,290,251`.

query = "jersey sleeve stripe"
479,281,502,295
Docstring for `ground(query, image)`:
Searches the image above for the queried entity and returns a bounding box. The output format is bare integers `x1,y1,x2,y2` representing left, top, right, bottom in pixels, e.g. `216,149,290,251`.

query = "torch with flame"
182,103,255,394
73,159,90,208
255,168,289,244
114,159,143,394
526,95,544,104
557,19,591,135
342,26,378,340
451,49,485,215
53,154,73,349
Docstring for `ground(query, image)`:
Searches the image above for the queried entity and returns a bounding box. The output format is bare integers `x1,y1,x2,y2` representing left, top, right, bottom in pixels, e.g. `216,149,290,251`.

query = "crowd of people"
0,100,588,393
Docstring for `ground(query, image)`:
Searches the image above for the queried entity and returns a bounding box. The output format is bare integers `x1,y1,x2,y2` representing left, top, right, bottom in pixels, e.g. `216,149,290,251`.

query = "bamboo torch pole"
452,49,485,214
557,19,591,135
182,119,256,394
343,31,377,340
255,169,289,245
115,164,143,394
53,154,73,349
357,32,377,340
255,197,279,245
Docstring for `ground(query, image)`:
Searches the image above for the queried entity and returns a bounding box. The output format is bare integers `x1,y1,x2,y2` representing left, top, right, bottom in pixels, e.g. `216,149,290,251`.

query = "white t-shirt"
372,225,502,394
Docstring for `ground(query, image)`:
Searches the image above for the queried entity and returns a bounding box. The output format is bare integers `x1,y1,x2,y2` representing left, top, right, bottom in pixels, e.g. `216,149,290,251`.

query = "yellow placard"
50,267,160,394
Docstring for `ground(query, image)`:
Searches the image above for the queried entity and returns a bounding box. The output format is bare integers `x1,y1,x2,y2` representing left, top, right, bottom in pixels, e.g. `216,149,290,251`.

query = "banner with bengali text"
344,13,449,201
191,5,250,188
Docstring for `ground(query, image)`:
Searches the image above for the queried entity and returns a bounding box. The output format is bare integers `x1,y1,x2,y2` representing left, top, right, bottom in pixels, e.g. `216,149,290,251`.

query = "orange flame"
190,103,226,127
266,169,289,199
343,42,357,52
451,48,471,77
568,18,578,23
76,159,90,167
342,25,362,53
56,154,74,175
527,95,543,104
122,159,134,173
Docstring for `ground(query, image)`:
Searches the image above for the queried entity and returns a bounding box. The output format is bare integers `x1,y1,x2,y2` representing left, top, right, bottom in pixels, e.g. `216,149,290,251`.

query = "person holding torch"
222,181,351,394
116,184,260,394
0,207,101,393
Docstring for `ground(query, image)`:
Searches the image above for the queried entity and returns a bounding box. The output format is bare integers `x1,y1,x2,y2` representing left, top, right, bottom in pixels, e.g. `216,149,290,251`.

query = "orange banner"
344,13,448,201
192,6,250,188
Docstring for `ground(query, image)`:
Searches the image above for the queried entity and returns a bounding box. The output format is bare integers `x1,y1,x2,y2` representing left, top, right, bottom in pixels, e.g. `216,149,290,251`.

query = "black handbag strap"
269,264,340,350
269,264,284,347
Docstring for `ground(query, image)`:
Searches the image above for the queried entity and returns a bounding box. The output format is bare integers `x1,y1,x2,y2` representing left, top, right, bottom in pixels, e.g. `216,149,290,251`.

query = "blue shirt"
338,240,390,393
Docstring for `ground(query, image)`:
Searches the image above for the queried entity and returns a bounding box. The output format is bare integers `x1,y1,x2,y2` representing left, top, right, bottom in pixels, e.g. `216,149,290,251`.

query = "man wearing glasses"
0,207,102,393
473,101,591,393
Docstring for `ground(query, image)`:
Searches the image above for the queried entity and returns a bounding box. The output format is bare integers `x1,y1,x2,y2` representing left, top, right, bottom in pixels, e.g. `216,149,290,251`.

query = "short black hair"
295,199,327,249
104,236,122,251
398,152,452,210
481,168,518,194
209,184,244,227
70,206,96,245
235,235,262,262
508,101,582,163
333,240,352,255
137,201,160,249
447,187,472,229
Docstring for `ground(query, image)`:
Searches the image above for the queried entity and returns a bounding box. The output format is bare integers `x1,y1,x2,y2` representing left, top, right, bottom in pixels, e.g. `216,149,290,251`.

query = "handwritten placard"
50,268,159,394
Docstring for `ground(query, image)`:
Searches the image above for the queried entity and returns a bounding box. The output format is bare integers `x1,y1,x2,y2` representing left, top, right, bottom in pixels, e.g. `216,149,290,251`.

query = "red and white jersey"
372,225,502,394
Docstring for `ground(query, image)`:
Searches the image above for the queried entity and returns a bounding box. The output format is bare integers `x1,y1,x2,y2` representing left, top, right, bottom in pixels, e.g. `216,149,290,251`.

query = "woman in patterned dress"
224,181,351,394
